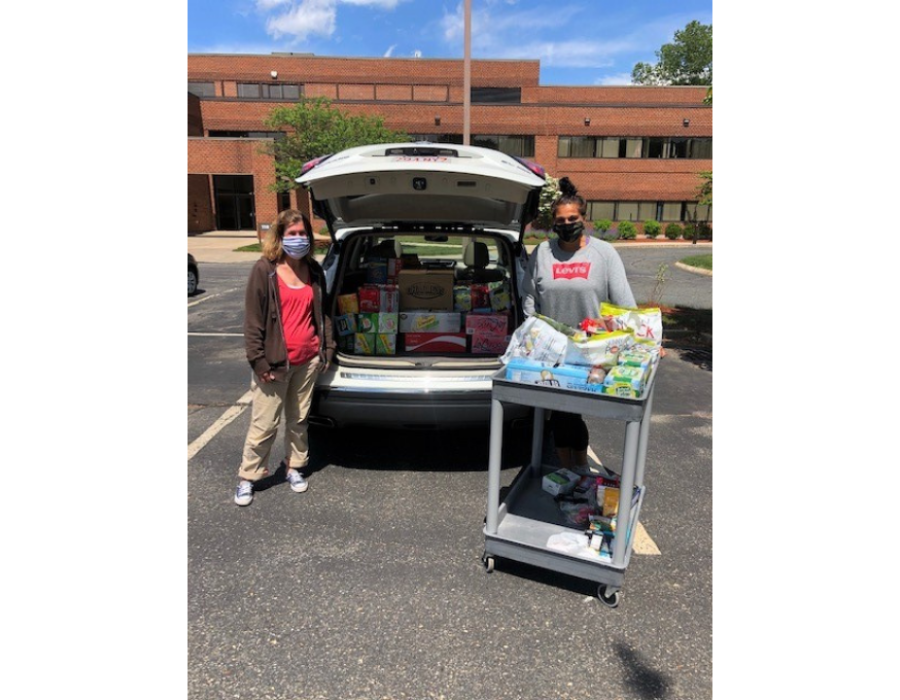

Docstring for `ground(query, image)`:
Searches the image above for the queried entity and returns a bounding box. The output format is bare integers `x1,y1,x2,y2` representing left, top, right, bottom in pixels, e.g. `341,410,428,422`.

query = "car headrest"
370,238,402,259
463,241,489,269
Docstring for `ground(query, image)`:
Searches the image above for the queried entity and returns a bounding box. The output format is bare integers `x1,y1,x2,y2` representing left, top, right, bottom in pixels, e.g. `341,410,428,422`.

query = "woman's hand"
259,371,276,383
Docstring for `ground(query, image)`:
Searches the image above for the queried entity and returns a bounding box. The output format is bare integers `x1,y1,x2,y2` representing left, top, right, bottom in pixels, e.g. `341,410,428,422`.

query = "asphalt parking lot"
188,248,712,700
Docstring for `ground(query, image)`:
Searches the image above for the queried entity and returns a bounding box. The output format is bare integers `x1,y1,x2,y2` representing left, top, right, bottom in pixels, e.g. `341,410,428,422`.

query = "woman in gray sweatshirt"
521,177,636,471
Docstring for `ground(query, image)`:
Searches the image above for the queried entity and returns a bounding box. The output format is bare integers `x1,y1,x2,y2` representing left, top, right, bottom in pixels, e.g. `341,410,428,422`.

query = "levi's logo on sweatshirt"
552,262,591,280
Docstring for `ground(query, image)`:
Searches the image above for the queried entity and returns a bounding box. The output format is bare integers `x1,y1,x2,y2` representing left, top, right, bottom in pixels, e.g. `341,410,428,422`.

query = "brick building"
188,53,712,235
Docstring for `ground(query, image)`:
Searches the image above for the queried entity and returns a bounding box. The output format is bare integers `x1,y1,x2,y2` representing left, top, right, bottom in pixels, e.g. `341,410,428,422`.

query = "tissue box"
542,468,580,496
398,312,461,333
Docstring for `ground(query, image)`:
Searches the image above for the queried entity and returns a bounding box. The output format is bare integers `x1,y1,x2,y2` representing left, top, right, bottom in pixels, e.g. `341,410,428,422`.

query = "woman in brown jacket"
235,210,336,507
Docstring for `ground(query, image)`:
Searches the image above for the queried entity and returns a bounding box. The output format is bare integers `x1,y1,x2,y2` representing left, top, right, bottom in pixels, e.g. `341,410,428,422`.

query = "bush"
665,223,683,240
697,222,713,240
593,219,613,233
618,221,638,240
644,220,661,238
600,226,619,242
683,223,697,240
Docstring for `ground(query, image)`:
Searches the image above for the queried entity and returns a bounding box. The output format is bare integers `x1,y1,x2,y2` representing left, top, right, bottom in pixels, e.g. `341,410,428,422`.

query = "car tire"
188,267,199,296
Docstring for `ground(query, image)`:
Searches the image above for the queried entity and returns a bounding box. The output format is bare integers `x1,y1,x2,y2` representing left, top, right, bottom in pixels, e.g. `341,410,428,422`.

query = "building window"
586,201,615,221
558,136,596,158
471,87,521,104
408,134,464,144
617,202,640,221
237,83,303,100
638,202,657,221
599,138,620,158
690,138,713,159
685,202,713,221
188,81,215,97
669,138,689,159
660,202,682,222
624,138,643,158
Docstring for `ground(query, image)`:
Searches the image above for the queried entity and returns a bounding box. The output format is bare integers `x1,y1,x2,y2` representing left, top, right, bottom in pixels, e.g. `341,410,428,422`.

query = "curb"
674,261,713,277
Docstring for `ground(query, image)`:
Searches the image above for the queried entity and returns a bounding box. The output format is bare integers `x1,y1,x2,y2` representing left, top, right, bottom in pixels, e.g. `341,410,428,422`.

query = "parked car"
188,253,199,296
297,142,546,428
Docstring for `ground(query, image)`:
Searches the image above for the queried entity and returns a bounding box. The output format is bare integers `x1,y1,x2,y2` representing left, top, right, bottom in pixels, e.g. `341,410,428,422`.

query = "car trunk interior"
330,231,522,367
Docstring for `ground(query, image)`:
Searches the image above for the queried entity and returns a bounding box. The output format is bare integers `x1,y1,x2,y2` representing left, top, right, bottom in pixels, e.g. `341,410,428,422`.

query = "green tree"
632,21,712,86
263,97,407,192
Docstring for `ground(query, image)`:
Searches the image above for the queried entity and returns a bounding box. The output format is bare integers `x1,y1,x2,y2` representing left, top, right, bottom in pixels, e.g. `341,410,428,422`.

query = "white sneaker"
286,468,309,493
234,480,253,506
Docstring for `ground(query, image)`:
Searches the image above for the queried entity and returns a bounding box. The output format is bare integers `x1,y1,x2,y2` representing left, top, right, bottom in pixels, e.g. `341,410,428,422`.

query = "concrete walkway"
188,230,712,264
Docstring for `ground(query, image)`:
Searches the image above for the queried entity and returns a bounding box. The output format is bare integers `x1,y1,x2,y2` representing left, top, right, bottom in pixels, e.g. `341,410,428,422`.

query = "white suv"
297,142,546,428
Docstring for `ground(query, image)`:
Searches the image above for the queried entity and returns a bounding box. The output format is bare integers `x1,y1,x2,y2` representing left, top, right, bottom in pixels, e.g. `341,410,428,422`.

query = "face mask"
282,235,311,259
553,220,584,243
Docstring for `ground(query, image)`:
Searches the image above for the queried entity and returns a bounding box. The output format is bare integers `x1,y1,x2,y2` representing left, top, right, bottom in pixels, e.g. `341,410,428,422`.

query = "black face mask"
553,220,584,243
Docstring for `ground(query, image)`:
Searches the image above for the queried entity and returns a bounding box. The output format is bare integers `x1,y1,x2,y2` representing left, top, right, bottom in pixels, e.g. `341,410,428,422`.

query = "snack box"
603,365,648,393
542,468,580,497
470,331,510,355
357,312,378,333
504,359,606,394
377,312,398,334
404,333,467,353
376,333,396,356
617,349,653,370
354,333,375,355
398,311,461,333
397,269,454,310
337,293,359,315
334,313,357,337
465,313,508,335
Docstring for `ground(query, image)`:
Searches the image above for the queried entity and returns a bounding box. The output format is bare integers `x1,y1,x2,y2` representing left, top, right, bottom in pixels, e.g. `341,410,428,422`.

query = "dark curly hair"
551,177,587,218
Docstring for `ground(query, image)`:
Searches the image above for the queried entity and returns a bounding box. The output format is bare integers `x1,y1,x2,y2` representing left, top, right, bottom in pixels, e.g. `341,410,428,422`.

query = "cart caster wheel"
597,585,620,608
481,552,495,573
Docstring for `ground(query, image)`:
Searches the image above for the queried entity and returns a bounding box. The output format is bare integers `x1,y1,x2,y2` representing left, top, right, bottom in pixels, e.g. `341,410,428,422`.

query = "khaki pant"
238,357,319,482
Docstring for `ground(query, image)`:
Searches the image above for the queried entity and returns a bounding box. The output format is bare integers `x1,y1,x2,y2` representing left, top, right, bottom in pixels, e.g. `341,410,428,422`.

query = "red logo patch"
552,262,591,280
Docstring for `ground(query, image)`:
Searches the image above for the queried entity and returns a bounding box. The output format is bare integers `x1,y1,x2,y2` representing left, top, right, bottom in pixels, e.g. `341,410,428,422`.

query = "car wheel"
188,267,198,296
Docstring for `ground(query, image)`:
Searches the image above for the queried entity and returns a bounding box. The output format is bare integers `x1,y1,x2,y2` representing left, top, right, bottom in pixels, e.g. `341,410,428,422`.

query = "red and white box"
470,331,510,355
465,313,508,335
404,333,467,353
358,285,380,312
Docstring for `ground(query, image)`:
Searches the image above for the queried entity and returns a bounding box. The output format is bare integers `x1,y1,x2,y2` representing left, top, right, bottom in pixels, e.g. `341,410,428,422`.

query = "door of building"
213,175,256,230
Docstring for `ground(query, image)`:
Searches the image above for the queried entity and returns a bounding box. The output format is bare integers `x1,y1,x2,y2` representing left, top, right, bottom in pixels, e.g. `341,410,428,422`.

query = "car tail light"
512,156,546,179
300,154,333,175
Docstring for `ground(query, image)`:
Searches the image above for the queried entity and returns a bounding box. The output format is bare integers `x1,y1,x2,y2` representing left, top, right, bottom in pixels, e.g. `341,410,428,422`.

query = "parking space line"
188,286,241,308
188,332,243,337
587,446,661,555
188,389,253,461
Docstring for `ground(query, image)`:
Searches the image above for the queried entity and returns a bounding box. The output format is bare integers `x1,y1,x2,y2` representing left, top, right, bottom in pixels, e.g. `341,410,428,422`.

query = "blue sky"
188,0,712,86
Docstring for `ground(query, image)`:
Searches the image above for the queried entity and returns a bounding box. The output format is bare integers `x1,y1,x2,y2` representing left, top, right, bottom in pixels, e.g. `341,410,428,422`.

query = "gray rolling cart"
482,366,657,607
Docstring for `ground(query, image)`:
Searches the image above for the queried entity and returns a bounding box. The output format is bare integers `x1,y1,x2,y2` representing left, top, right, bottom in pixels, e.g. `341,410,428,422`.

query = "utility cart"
482,366,658,607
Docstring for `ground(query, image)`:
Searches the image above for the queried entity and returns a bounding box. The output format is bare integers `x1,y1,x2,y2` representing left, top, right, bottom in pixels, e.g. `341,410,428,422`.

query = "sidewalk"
188,230,712,264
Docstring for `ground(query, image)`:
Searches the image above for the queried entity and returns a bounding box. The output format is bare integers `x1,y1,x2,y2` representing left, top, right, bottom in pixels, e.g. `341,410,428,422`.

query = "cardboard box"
357,313,378,333
334,314,357,337
358,285,380,312
542,468,580,496
354,333,375,355
398,312,461,333
471,331,510,355
465,313,508,335
505,359,606,394
398,270,454,310
366,261,388,284
376,333,396,355
404,333,467,353
379,285,400,312
337,293,359,315
377,313,398,334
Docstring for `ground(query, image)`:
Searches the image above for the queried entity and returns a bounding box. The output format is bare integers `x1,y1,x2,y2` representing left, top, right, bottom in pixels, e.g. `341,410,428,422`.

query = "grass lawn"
679,253,712,270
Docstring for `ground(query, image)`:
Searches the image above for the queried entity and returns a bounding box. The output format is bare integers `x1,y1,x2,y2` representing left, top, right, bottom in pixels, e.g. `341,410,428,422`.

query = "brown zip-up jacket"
243,256,336,380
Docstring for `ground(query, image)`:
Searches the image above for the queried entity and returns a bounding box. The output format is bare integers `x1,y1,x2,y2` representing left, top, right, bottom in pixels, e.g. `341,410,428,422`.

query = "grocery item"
404,333,467,353
337,293,359,315
542,468,580,496
398,269,454,310
376,333,396,355
471,331,509,355
453,286,472,312
500,316,569,366
398,312,461,333
358,285,380,312
354,333,375,355
357,312,378,333
600,302,663,344
465,313,508,335
563,330,632,369
334,314,357,337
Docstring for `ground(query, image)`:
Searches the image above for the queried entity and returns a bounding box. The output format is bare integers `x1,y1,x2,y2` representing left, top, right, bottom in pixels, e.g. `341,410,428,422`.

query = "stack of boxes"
334,257,513,357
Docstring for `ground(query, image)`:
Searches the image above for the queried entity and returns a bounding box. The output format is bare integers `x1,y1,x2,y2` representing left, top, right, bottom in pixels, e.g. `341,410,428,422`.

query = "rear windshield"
332,234,519,358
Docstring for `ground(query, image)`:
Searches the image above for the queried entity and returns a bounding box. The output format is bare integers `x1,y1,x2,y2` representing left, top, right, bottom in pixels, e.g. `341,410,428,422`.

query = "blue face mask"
282,235,311,259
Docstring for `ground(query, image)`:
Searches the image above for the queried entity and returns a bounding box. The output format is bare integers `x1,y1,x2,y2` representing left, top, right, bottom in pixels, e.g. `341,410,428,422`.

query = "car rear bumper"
311,386,530,429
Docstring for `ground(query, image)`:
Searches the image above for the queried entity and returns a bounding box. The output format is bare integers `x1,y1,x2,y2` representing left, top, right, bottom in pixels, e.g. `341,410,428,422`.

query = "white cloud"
383,44,396,57
258,0,408,42
442,3,582,50
265,0,337,41
594,72,634,86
